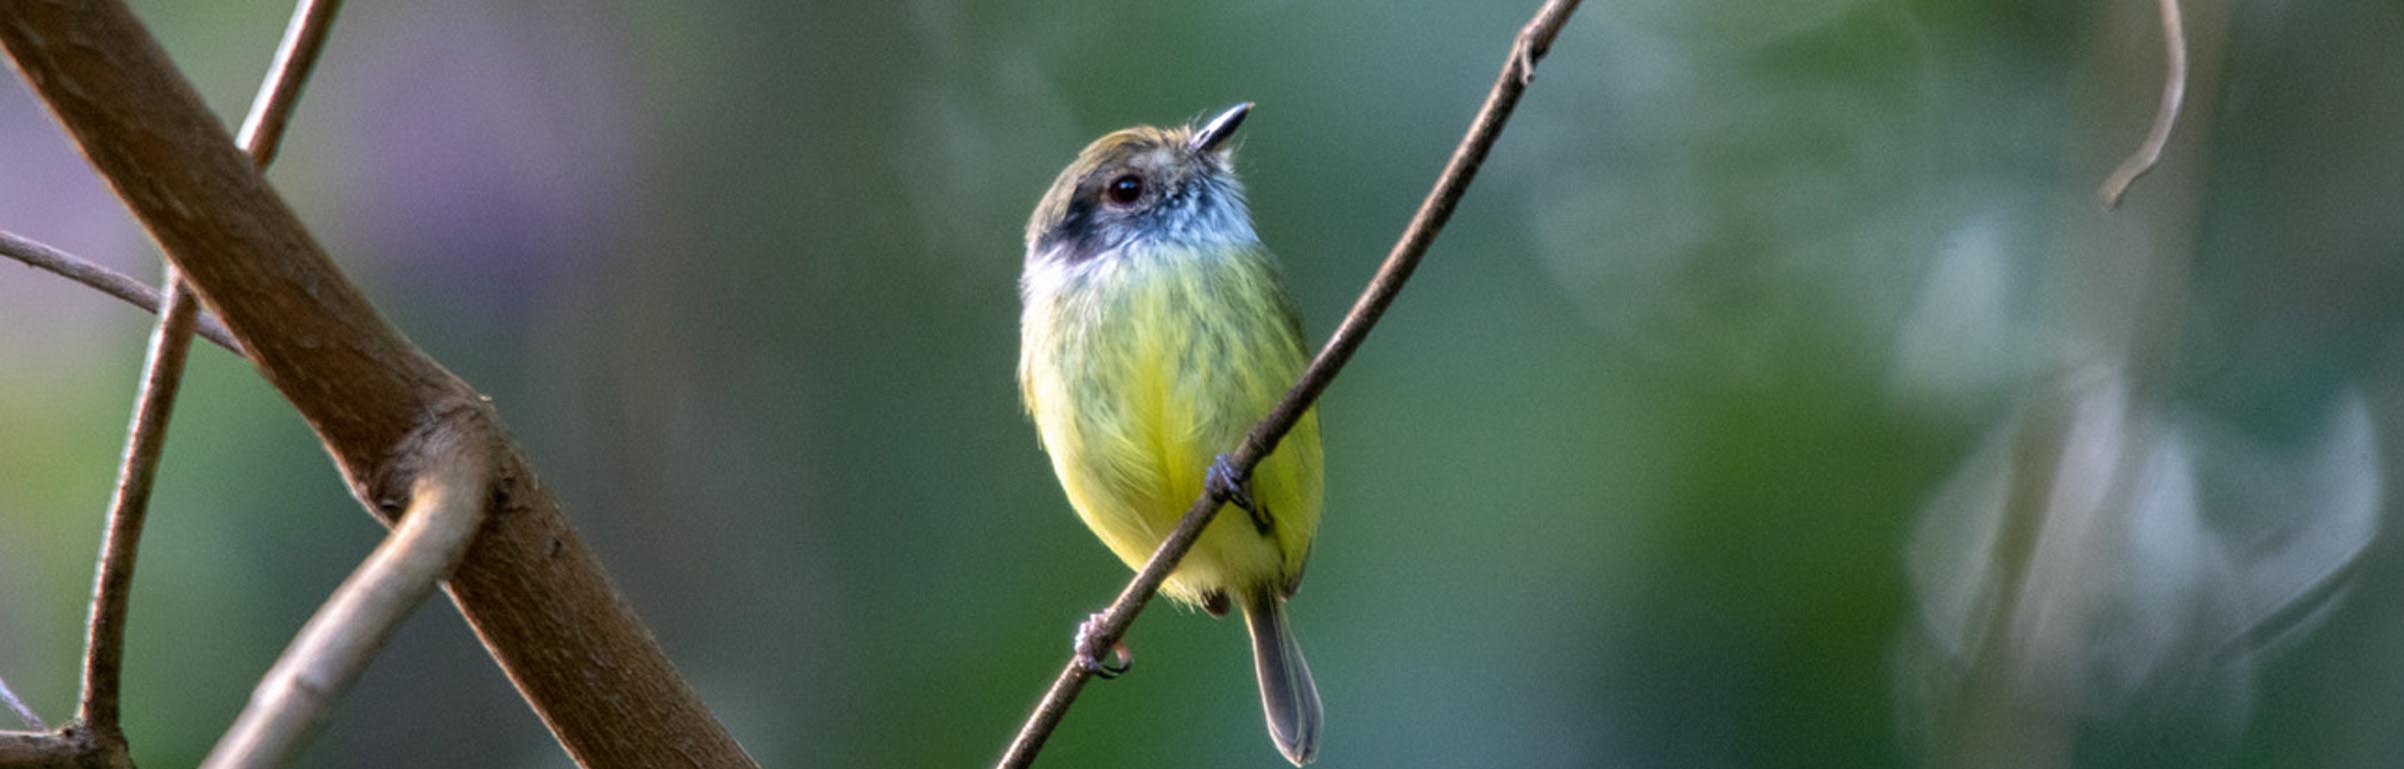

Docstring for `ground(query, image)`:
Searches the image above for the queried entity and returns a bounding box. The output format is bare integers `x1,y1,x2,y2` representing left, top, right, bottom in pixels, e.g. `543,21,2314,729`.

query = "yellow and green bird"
1018,103,1325,765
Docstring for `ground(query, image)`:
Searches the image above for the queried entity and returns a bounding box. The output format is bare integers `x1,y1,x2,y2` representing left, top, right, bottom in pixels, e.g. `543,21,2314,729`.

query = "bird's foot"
1208,454,1271,533
1073,612,1132,679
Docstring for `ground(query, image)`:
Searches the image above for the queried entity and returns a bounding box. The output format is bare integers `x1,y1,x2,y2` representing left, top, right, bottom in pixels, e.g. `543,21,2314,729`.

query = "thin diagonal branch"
235,0,341,168
75,0,340,747
0,230,243,354
0,675,42,730
994,1,1584,766
201,428,491,769
2098,0,2186,208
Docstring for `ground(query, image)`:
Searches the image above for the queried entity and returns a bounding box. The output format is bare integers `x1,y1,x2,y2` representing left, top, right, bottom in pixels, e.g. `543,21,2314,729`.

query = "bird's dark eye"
1105,175,1144,205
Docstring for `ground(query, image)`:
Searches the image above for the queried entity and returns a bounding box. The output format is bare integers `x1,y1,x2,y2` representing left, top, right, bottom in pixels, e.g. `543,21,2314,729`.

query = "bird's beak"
1189,102,1253,153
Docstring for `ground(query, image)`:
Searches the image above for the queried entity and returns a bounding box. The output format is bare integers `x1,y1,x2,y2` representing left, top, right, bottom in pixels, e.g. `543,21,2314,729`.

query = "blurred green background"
4,0,2402,767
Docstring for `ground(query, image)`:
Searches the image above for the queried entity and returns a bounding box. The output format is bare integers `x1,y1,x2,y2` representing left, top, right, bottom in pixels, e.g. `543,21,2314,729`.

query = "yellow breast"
1019,241,1323,606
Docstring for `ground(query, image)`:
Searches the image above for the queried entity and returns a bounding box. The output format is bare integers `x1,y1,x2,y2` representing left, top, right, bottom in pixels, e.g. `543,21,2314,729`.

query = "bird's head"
1025,103,1258,263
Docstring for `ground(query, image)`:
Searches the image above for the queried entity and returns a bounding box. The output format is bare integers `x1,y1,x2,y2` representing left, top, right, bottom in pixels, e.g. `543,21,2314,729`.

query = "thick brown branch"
0,231,243,354
2098,0,2186,208
0,729,110,769
994,1,1584,766
0,3,755,767
201,429,491,769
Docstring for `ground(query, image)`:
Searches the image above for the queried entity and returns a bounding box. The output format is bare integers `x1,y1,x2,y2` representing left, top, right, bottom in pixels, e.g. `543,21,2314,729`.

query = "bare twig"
201,429,491,769
76,271,201,745
234,0,341,168
0,230,243,354
0,675,42,730
2098,0,2187,208
0,4,756,766
73,0,341,752
993,2,1584,766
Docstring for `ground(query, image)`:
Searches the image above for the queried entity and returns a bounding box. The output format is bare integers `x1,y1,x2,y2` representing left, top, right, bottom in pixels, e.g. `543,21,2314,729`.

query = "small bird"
1018,103,1325,765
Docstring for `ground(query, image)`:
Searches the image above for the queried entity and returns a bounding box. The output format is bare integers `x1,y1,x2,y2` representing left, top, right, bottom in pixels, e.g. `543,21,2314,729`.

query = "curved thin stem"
77,269,201,738
993,1,1585,766
73,0,343,746
2098,0,2186,209
0,231,244,355
201,432,490,769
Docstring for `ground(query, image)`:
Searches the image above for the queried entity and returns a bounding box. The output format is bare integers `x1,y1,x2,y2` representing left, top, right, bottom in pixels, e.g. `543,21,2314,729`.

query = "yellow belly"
1019,243,1323,606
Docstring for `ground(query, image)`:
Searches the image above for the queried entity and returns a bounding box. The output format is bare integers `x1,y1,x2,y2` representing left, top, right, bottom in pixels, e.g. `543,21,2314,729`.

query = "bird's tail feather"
1243,588,1321,766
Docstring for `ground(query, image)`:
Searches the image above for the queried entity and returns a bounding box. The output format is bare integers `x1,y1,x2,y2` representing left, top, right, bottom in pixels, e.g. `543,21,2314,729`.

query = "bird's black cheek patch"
1043,192,1134,264
1037,195,1103,263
